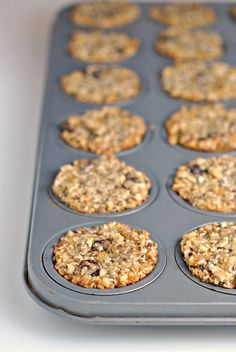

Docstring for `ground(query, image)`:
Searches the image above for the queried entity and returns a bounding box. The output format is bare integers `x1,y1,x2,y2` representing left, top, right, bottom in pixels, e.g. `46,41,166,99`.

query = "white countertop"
1,1,236,351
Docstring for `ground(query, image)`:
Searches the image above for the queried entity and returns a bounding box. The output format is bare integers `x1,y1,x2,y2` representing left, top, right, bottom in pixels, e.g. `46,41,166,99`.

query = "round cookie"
149,3,217,28
60,106,147,154
67,31,140,63
52,154,151,214
53,222,158,289
181,222,236,289
161,62,236,102
61,65,141,104
172,155,236,213
71,2,140,29
156,28,224,62
165,104,236,153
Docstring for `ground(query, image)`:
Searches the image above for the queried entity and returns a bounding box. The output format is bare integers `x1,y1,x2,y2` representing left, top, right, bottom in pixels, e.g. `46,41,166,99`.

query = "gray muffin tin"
24,2,236,325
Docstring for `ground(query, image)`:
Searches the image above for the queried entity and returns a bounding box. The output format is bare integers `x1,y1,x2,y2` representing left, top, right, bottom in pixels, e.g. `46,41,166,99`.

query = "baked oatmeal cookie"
67,31,140,63
52,154,151,214
161,62,236,102
149,3,217,28
156,27,224,62
60,106,147,154
172,155,236,213
165,104,236,153
71,2,140,29
53,222,158,289
181,222,236,289
61,65,141,104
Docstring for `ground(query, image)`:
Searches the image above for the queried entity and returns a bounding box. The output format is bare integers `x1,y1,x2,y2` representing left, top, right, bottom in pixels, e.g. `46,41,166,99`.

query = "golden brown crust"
60,107,147,154
71,2,140,29
61,65,141,104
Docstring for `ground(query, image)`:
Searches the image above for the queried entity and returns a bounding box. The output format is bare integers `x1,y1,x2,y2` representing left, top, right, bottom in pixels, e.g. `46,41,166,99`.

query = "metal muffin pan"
24,3,236,325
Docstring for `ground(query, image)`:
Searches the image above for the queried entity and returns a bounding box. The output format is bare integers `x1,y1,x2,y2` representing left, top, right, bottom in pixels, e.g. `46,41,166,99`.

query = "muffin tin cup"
25,2,236,325
42,222,166,296
175,227,236,296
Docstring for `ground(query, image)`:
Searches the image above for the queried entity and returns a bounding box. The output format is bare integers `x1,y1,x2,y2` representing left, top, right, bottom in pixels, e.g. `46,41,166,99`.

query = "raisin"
92,69,102,79
79,259,97,267
91,269,100,277
116,47,124,54
189,165,203,174
92,240,105,249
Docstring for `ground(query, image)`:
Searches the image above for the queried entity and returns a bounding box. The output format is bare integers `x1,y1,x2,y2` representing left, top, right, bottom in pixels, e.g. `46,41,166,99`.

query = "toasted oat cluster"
172,156,236,213
53,222,158,289
67,31,140,63
165,104,236,153
181,222,236,289
52,155,151,214
60,107,147,154
149,3,217,28
61,65,141,104
230,6,236,20
71,2,140,28
161,62,236,102
156,28,224,62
